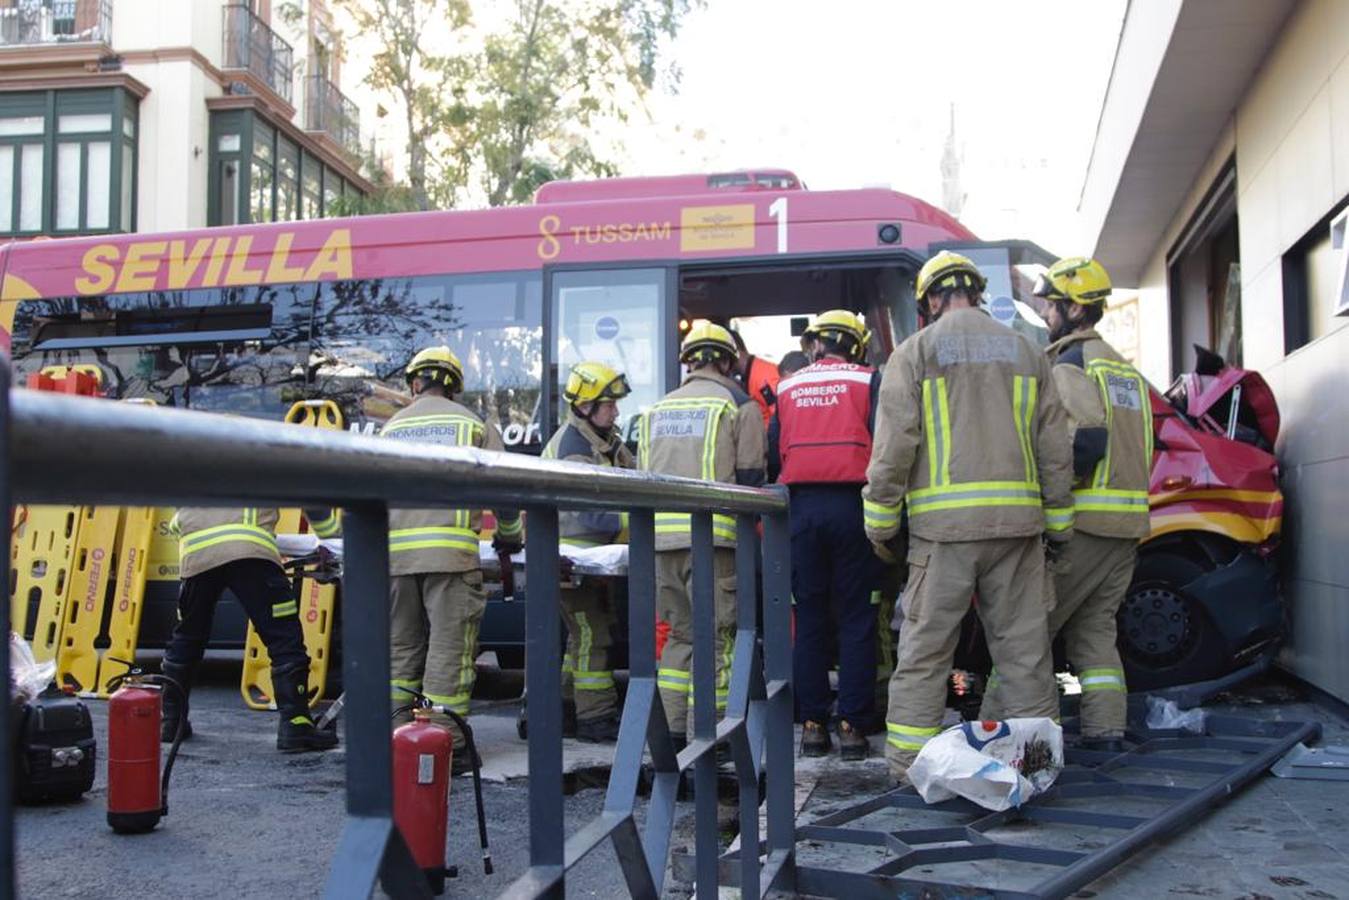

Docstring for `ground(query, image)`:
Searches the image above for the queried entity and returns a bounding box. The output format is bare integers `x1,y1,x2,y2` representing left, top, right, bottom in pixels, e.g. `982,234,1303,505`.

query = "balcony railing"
305,74,361,158
222,2,294,106
0,0,111,48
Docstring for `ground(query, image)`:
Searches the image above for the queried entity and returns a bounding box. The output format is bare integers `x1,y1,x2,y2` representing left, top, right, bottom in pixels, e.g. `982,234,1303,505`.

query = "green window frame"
0,88,138,237
208,109,366,226
301,150,320,220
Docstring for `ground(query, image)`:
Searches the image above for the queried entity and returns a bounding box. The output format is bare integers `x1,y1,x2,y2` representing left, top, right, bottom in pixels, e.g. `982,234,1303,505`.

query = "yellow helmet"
405,345,464,390
915,250,987,301
563,361,631,406
1033,256,1112,305
807,309,871,362
679,321,738,365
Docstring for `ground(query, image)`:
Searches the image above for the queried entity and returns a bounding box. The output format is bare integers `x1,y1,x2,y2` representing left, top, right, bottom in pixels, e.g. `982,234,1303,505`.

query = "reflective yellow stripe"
657,667,691,694
1012,375,1039,486
575,611,593,678
388,527,478,553
573,671,615,691
886,722,942,751
391,678,422,694
1079,667,1127,693
863,498,902,528
495,517,522,537
653,512,736,541
907,481,1041,516
922,378,952,487
1072,488,1149,514
309,511,340,538
459,619,479,698
1044,505,1075,532
180,522,278,559
272,600,298,617
636,413,649,469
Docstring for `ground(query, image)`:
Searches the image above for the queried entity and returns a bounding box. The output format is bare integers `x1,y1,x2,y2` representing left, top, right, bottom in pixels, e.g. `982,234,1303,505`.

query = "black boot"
160,661,196,743
273,663,338,753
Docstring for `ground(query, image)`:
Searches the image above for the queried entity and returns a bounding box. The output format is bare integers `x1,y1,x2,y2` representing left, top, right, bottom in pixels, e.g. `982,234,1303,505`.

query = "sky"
615,0,1127,256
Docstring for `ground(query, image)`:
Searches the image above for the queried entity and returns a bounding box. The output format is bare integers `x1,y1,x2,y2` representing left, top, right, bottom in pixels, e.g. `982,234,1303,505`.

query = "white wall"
1134,0,1349,699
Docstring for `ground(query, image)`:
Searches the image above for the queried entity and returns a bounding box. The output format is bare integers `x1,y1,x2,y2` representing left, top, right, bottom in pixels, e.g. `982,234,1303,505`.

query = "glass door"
547,267,671,444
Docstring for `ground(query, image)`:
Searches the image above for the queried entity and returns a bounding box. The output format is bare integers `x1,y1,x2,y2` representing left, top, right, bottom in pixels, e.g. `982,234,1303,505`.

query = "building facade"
1080,0,1349,699
0,0,370,239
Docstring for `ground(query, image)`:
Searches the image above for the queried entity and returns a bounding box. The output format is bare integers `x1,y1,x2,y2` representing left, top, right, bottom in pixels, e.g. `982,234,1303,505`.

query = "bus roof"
0,180,974,350
534,169,805,203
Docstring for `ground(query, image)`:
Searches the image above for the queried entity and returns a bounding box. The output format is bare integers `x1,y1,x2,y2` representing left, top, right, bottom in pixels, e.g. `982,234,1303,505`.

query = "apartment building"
0,0,371,238
1079,0,1349,700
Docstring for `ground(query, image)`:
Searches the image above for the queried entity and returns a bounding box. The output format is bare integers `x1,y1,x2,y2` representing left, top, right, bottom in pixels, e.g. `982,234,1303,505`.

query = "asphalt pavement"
16,662,1349,899
14,660,640,899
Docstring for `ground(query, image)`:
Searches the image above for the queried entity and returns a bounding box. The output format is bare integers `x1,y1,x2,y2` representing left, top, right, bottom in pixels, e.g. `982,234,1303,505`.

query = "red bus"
0,169,1281,686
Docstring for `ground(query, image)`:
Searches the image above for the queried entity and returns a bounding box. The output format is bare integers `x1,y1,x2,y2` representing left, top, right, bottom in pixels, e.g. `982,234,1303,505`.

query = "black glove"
1043,534,1068,566
870,532,907,566
492,533,523,555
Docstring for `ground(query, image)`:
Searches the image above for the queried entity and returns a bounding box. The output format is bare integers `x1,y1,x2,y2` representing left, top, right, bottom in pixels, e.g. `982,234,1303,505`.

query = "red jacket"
747,356,780,428
773,358,879,485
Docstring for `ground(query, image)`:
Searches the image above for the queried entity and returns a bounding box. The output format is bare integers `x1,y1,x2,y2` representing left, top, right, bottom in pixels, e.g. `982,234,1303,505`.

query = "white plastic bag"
1145,696,1206,733
10,632,55,704
908,718,1064,811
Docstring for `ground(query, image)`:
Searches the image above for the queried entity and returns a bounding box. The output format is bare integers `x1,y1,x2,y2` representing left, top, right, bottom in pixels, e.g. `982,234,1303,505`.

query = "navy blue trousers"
790,484,879,727
166,558,309,672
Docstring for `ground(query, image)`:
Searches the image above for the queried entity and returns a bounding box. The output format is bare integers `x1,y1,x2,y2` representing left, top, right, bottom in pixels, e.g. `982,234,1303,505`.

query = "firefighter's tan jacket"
639,369,766,550
542,410,635,546
863,307,1075,544
1046,329,1152,540
173,508,282,579
380,394,522,575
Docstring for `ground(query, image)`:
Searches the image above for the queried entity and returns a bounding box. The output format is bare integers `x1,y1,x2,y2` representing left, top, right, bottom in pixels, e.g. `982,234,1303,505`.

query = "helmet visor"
1032,273,1064,300
597,372,631,401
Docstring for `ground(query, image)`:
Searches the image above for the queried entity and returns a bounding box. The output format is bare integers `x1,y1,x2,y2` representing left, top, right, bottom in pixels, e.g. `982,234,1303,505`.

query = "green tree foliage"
333,0,473,210
325,153,420,215
339,0,698,209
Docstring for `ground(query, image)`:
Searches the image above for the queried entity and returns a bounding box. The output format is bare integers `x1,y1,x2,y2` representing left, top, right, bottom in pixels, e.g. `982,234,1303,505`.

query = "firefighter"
730,328,781,428
161,505,340,752
768,310,881,759
541,361,635,742
381,346,523,773
640,322,766,746
980,257,1150,750
863,250,1075,785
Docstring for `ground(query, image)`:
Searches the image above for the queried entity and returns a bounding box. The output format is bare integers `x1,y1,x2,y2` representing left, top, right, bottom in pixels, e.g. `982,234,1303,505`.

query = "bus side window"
311,273,543,450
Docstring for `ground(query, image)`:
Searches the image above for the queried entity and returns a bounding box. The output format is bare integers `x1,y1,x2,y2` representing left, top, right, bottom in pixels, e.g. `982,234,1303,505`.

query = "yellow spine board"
95,507,156,696
52,507,122,685
10,505,82,641
240,400,344,710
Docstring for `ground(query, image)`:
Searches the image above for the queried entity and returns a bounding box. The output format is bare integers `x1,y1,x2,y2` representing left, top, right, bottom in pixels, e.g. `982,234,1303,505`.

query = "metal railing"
0,0,111,47
221,2,294,106
0,374,796,899
305,74,361,158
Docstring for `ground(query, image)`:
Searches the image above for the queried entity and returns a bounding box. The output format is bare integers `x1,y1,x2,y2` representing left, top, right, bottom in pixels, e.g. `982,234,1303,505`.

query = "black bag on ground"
14,686,96,803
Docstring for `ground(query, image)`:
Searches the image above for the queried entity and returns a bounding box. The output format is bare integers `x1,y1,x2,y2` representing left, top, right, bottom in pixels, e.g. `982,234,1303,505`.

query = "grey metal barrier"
1,382,795,899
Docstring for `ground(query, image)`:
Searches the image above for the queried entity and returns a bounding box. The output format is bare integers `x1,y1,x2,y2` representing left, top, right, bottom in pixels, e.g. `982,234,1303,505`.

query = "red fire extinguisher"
393,689,492,895
106,667,188,834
